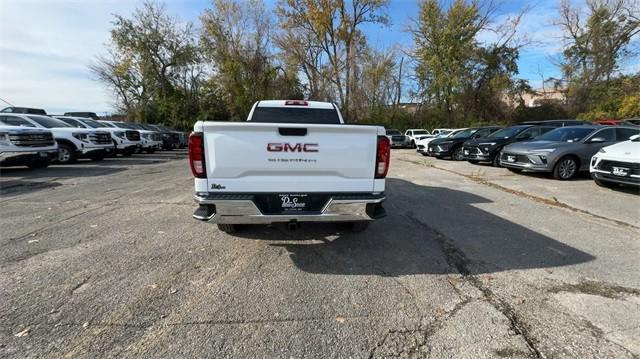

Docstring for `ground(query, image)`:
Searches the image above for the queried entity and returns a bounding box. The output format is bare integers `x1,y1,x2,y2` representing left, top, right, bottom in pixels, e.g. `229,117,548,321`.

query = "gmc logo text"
267,143,319,152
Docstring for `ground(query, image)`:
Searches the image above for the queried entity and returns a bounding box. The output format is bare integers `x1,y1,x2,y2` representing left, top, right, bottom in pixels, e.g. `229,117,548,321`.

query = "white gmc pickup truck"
189,100,390,233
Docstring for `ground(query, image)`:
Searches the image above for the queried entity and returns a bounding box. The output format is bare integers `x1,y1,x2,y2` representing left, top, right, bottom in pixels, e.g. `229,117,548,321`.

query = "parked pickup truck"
0,125,58,168
189,100,390,233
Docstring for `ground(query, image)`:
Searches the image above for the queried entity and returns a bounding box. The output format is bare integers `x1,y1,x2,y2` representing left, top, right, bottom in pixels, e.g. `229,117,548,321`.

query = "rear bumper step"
193,193,386,224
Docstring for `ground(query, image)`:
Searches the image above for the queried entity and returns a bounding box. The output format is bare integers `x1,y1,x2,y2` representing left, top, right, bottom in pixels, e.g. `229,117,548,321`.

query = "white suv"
404,129,430,148
590,133,640,188
54,116,139,156
0,114,114,163
0,125,58,168
98,121,145,154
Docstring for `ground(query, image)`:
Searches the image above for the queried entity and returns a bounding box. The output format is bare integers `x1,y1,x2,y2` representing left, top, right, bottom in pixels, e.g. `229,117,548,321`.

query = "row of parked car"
0,107,187,169
388,119,640,189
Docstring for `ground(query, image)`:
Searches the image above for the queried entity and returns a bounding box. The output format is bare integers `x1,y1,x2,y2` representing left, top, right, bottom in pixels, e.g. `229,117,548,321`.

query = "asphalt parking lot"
1,149,638,358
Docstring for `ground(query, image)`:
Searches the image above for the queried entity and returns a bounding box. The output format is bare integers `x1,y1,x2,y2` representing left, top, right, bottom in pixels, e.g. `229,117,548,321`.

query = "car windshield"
387,130,401,135
130,123,147,130
450,128,477,139
111,122,130,129
26,115,72,128
413,130,429,135
57,117,86,128
437,130,453,137
487,126,527,139
81,119,107,128
536,127,596,142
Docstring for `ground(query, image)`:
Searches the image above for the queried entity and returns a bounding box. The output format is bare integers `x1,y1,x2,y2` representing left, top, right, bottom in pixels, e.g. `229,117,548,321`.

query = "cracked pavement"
1,149,638,358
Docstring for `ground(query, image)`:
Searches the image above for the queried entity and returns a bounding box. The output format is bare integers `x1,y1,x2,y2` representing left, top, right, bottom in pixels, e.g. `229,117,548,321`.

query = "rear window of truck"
250,107,340,124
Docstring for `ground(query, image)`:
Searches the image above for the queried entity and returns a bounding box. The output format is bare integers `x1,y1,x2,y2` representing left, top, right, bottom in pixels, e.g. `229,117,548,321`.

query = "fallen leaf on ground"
335,316,346,323
15,328,30,337
170,288,177,294
90,225,98,228
28,240,39,244
83,322,89,328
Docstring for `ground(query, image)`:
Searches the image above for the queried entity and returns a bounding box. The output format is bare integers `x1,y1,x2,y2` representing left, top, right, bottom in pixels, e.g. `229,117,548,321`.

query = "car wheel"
553,156,578,180
491,152,502,167
507,167,522,173
27,160,50,169
146,148,156,154
57,144,77,164
411,140,416,149
350,221,369,232
217,224,237,233
468,160,479,165
452,145,465,161
421,153,429,156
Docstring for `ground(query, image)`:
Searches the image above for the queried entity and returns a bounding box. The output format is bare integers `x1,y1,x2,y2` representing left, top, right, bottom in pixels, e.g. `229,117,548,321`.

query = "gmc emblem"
267,143,318,152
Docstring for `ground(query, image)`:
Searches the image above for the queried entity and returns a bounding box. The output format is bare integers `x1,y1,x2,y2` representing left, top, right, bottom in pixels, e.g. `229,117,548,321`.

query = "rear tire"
89,154,105,161
217,224,237,234
349,221,369,232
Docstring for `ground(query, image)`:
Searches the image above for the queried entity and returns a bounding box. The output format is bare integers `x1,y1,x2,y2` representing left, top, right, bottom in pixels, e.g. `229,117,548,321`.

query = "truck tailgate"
200,122,380,193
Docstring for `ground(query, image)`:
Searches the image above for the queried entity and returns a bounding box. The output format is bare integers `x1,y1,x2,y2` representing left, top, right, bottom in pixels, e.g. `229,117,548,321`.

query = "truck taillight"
375,135,390,178
188,132,206,178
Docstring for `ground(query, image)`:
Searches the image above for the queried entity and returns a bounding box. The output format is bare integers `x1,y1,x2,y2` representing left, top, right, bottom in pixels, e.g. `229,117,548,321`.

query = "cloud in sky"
0,0,140,114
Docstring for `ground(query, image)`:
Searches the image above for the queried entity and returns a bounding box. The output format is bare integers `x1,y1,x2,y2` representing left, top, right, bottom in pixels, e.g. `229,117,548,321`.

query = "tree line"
91,0,640,130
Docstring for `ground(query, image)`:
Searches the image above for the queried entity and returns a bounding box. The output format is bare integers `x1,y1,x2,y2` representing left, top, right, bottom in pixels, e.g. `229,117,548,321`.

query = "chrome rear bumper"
193,194,386,224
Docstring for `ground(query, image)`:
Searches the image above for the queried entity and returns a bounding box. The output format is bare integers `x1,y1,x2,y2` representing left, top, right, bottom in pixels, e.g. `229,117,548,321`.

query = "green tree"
276,0,389,121
90,1,206,129
557,0,640,113
411,0,526,125
201,0,302,120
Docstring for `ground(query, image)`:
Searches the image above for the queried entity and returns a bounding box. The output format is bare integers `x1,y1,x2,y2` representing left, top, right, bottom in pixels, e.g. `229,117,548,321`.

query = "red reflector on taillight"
188,132,206,178
375,135,390,178
284,100,308,106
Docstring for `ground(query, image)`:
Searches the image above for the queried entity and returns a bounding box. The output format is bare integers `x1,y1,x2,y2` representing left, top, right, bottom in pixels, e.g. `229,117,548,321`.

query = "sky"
1,0,638,115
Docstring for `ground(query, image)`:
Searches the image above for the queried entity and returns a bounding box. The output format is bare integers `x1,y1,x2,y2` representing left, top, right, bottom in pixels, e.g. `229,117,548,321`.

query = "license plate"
507,155,516,162
39,152,49,158
279,194,308,211
464,150,469,155
612,167,629,176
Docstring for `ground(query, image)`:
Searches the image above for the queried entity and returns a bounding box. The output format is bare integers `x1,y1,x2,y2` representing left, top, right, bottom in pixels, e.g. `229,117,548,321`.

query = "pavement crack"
548,280,640,299
70,276,91,294
404,212,544,359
